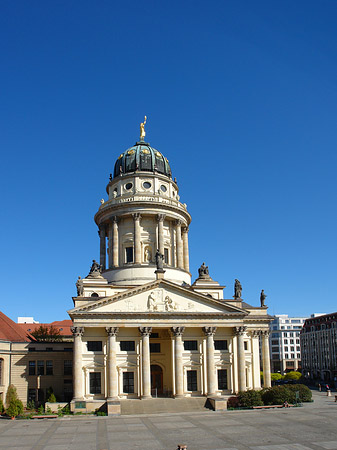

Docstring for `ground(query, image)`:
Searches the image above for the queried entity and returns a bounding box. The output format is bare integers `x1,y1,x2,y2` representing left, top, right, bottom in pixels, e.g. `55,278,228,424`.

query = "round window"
143,181,151,189
125,182,133,190
160,185,167,192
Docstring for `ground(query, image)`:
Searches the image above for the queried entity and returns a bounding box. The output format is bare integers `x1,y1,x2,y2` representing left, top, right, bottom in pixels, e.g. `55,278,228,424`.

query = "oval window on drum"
125,182,133,190
160,185,167,192
143,182,151,189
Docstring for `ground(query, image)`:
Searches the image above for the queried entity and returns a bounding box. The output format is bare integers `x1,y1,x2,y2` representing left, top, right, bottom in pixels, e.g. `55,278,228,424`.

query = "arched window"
91,292,99,298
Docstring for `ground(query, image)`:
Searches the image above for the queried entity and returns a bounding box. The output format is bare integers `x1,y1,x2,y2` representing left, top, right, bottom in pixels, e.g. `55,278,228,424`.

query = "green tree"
6,384,18,407
284,371,302,381
0,397,4,413
271,373,283,382
31,325,62,342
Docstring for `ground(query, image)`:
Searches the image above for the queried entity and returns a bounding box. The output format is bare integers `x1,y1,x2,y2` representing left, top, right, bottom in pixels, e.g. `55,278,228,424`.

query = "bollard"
327,390,331,397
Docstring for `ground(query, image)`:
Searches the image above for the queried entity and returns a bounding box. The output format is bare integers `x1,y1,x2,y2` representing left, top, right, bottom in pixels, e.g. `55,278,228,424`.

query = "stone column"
172,327,185,398
182,226,190,272
251,330,261,389
99,224,106,270
175,220,184,269
108,222,113,269
234,326,247,392
203,327,217,396
139,327,152,398
106,327,119,399
261,330,271,388
133,214,142,264
71,326,84,400
157,214,165,256
112,216,119,267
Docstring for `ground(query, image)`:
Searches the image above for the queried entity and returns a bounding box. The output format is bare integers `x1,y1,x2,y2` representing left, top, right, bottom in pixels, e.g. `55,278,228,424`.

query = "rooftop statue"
260,289,267,307
234,279,242,299
88,259,103,278
198,262,210,278
140,115,147,141
155,249,164,271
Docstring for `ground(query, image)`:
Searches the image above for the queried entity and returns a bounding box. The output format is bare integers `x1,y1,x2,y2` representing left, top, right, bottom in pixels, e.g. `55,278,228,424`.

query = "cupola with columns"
94,118,191,287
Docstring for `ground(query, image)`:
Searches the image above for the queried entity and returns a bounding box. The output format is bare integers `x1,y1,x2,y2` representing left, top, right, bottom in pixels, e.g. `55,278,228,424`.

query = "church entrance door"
151,364,163,396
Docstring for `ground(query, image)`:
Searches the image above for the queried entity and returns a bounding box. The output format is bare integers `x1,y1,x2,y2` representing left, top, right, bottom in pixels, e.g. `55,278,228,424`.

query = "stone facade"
68,131,272,410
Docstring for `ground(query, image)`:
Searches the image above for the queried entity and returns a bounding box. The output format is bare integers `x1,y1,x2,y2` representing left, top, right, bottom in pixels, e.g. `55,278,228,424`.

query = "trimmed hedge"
238,389,263,407
262,384,312,405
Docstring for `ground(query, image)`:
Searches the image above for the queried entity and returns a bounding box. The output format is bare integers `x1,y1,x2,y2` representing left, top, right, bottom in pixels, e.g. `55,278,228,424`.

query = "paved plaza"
0,391,336,450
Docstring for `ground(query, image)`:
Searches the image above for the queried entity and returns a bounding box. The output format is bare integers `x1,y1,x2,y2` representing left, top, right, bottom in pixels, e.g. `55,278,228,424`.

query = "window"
164,248,169,264
187,370,198,391
271,340,279,345
28,389,36,403
0,359,3,385
64,347,72,352
89,372,101,394
87,341,102,352
244,341,248,351
120,341,135,352
290,333,294,337
291,353,295,359
296,346,300,352
290,339,294,344
37,361,44,376
64,360,72,376
283,333,287,337
284,347,288,352
46,347,53,352
29,347,36,352
217,369,228,390
46,361,53,375
214,340,228,350
290,346,295,352
29,361,36,376
285,354,289,359
150,343,161,353
125,247,134,263
184,340,198,351
123,372,134,393
284,339,288,344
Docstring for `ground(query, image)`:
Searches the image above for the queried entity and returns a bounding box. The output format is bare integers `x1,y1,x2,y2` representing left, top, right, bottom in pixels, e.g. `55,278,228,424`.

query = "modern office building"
269,314,306,373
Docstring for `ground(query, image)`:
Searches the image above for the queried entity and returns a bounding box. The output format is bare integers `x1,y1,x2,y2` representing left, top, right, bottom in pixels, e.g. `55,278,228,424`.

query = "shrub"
15,399,24,415
286,384,312,402
0,398,4,413
47,393,56,403
227,396,239,409
37,405,44,415
6,402,19,418
238,390,263,407
6,384,18,407
262,386,295,405
26,400,36,411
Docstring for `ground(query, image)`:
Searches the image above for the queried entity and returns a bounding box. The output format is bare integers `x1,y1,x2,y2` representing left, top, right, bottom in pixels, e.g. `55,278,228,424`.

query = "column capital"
249,330,261,338
171,326,185,337
203,326,217,336
71,326,84,337
111,215,119,224
233,326,247,336
132,213,141,221
182,226,189,233
156,213,166,222
175,219,182,227
105,327,119,337
260,330,270,338
139,326,152,336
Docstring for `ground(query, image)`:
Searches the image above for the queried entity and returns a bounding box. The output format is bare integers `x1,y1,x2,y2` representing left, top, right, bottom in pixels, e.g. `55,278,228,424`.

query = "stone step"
120,397,210,415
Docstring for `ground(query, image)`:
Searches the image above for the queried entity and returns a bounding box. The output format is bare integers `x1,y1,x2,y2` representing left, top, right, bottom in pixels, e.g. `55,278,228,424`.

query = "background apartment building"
301,312,337,384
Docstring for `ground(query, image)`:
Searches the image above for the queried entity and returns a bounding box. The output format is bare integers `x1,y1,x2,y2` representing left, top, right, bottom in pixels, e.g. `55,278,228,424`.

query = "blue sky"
0,0,336,322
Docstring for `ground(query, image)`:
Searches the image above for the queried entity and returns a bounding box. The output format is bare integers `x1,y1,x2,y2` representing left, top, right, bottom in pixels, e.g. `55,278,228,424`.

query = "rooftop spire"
140,115,147,141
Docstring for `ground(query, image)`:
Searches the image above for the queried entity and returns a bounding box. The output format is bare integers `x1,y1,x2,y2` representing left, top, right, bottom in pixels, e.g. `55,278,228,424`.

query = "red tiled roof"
0,312,33,342
17,320,73,336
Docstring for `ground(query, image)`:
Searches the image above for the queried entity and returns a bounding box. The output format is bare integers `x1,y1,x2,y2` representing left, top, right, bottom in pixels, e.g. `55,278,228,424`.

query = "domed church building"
68,119,272,413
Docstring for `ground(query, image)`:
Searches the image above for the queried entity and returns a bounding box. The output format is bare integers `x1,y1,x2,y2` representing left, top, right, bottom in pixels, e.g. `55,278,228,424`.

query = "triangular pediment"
68,280,247,317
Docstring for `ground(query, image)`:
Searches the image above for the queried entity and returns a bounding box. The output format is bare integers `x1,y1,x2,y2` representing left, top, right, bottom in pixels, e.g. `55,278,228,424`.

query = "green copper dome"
113,141,172,179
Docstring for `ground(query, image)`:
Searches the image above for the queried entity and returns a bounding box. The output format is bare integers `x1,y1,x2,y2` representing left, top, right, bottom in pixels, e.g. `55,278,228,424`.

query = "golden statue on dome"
140,116,147,141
